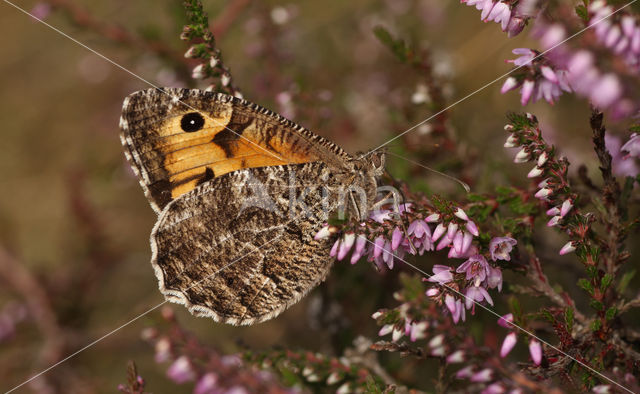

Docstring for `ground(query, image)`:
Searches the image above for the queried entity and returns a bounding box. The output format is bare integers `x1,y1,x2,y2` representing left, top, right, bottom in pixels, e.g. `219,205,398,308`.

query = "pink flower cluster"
504,114,577,255
318,204,480,270
590,1,640,71
497,313,543,366
460,0,528,37
501,49,572,105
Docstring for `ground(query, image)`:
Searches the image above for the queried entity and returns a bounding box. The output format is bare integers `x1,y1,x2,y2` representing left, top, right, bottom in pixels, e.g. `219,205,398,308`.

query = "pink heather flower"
425,287,440,297
592,385,612,394
482,383,506,394
489,237,517,261
527,166,543,178
486,2,511,30
501,77,519,93
427,265,454,284
425,213,440,222
337,233,355,260
508,48,536,66
546,207,560,216
514,147,531,163
559,241,576,255
154,337,171,363
350,235,367,264
408,321,428,341
465,220,479,236
470,368,493,383
447,222,459,239
465,285,494,310
560,199,573,217
529,339,543,365
194,373,218,394
432,223,446,242
372,236,385,258
436,234,452,251
454,207,469,221
500,332,517,357
391,227,404,250
30,3,51,20
457,255,490,285
408,219,431,239
498,313,514,328
504,134,519,148
378,324,394,336
535,187,552,199
485,265,503,291
547,215,562,227
167,356,196,384
539,24,566,49
428,334,444,349
370,210,392,223
540,66,558,83
330,239,340,258
606,134,639,176
314,225,334,240
621,133,640,158
446,350,465,364
506,16,526,37
590,74,622,108
455,365,475,379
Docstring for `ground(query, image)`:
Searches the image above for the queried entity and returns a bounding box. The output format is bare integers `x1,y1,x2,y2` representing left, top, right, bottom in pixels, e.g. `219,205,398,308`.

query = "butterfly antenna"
385,151,470,193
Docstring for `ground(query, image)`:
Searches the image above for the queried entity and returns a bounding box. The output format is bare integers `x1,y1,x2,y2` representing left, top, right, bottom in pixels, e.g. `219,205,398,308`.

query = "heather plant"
2,0,640,393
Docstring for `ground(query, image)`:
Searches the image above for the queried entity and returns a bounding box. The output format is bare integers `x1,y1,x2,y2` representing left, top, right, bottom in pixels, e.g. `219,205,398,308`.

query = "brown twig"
211,0,251,37
0,246,65,368
41,0,192,82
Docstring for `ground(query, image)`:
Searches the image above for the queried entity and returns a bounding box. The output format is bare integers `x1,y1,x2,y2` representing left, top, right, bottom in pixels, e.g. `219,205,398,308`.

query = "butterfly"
120,88,385,325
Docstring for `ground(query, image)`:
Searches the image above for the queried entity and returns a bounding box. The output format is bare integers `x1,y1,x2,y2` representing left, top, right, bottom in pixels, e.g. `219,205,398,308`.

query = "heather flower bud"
184,46,198,58
504,134,519,148
454,208,469,221
560,199,573,216
500,332,517,357
209,56,219,68
514,148,531,163
425,213,440,222
447,222,459,239
446,350,465,364
501,77,519,94
432,223,447,242
529,339,543,365
546,207,560,216
534,187,552,199
537,152,548,166
559,241,576,255
465,220,479,236
527,166,543,178
547,215,562,227
191,64,206,79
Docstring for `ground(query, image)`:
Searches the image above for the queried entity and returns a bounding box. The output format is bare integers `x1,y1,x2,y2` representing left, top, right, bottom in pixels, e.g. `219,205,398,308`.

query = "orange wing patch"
120,89,324,213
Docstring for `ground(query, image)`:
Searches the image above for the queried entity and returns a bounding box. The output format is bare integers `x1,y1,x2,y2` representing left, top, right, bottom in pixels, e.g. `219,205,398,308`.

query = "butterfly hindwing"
151,162,339,325
119,88,350,213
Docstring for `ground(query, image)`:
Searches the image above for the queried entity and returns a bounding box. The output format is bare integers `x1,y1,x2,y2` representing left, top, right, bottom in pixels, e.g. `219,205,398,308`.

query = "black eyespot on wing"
180,112,205,132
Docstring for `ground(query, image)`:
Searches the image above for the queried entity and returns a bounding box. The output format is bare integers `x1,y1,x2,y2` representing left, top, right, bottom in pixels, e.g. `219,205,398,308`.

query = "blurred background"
1,0,636,392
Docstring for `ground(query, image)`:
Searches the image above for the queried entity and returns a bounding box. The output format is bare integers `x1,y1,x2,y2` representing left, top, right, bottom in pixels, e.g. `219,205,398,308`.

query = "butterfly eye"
180,112,205,132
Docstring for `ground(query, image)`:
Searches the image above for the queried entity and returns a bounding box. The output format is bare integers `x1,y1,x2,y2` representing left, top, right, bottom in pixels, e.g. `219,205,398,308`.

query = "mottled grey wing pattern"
151,161,338,325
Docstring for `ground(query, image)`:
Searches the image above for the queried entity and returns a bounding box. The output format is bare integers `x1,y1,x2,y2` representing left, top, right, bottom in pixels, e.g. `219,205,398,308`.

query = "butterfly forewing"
119,88,350,213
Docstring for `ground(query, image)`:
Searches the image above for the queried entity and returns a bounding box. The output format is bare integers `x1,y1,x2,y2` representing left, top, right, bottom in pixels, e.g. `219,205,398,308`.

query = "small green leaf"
605,307,617,321
589,299,604,311
600,273,613,292
578,278,594,294
510,297,522,318
373,26,410,62
575,5,589,22
565,307,574,333
590,319,602,331
617,269,636,294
